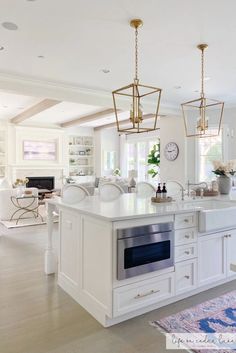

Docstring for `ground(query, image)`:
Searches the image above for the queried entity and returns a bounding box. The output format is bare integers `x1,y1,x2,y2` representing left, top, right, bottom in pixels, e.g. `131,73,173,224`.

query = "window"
197,128,224,182
126,138,160,182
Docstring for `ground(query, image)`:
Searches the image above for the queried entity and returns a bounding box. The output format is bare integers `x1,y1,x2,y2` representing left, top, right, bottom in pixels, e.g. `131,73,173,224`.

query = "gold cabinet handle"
184,275,190,279
228,234,232,238
185,251,190,255
184,219,189,223
134,289,160,299
185,235,190,239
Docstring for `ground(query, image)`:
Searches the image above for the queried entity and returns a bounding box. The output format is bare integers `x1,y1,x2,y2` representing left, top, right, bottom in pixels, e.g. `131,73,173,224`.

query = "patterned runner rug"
150,290,236,353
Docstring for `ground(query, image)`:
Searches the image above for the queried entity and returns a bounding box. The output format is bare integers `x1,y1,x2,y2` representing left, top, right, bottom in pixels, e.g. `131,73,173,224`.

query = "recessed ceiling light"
174,85,181,89
3,105,8,108
37,55,45,59
101,68,110,74
2,22,18,31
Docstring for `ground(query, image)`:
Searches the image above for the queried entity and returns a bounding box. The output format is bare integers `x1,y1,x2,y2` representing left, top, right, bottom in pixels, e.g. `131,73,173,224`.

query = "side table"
10,195,43,225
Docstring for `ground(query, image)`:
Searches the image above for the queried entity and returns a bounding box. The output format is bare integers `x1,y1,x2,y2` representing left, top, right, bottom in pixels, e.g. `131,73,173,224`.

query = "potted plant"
147,143,160,179
212,160,236,194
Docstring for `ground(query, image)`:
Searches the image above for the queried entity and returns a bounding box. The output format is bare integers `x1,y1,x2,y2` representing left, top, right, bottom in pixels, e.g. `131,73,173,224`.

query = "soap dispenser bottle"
162,183,167,199
156,183,162,199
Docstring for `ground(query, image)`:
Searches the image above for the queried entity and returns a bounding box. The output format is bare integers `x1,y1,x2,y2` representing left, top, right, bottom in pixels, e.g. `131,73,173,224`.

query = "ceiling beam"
10,99,60,124
94,113,161,131
60,108,115,128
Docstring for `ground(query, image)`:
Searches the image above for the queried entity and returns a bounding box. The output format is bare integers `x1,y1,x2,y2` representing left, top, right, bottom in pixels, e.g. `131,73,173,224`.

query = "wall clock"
164,142,179,161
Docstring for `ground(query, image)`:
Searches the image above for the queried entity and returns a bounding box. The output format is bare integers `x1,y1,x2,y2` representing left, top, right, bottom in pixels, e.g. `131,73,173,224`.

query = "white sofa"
0,188,39,221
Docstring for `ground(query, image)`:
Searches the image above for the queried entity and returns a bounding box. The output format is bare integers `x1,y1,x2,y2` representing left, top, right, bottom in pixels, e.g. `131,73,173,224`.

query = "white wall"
6,124,94,187
159,115,186,185
94,128,120,176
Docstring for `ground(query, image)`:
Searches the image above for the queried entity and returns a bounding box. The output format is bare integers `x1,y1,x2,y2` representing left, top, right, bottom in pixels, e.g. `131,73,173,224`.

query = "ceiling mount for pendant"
112,18,162,134
130,19,143,29
181,43,224,138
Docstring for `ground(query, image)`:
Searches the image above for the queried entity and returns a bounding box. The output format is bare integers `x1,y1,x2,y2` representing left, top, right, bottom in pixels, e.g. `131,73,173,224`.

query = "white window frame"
195,124,228,182
121,131,160,182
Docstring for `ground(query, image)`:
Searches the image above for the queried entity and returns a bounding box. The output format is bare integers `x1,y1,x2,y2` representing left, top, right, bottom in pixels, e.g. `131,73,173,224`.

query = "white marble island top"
47,193,235,222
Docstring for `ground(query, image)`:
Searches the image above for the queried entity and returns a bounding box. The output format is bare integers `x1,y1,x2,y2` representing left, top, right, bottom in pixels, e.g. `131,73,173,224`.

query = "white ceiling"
0,0,236,125
0,92,41,120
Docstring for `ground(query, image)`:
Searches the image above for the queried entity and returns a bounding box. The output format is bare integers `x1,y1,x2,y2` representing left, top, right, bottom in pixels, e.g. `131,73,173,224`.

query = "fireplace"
26,176,55,190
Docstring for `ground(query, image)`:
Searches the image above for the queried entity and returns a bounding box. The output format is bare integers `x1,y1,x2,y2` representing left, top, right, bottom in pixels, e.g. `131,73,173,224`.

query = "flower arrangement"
212,160,236,176
13,178,29,187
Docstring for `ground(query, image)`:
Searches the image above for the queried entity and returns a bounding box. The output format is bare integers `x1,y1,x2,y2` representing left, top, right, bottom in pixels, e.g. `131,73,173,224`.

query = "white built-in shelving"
68,135,94,178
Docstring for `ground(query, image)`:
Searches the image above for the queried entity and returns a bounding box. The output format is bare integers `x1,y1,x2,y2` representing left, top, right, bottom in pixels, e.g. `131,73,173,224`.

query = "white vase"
17,185,25,197
217,176,231,194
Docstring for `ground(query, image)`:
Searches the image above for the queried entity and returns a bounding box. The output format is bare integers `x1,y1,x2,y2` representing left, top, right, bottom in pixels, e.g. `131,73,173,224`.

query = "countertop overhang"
47,193,236,222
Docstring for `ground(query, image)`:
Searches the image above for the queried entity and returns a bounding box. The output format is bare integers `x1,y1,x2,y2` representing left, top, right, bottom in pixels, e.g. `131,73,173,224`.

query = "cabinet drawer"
175,243,197,263
175,228,197,246
175,259,197,295
175,213,197,229
113,273,174,317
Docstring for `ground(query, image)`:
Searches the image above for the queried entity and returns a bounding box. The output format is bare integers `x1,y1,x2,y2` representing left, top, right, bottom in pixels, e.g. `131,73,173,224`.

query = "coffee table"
10,195,43,225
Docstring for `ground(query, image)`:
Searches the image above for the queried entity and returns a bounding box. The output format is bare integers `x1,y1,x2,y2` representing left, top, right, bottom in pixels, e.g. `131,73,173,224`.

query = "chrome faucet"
187,180,208,197
167,180,185,201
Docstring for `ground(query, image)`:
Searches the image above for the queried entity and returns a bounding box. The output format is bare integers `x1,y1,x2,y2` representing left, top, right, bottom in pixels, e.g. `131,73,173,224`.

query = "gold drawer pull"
184,275,190,279
184,219,189,223
185,235,190,239
185,251,190,255
134,289,160,299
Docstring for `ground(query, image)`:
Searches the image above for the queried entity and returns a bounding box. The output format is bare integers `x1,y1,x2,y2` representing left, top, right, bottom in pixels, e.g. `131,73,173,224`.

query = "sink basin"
192,200,236,232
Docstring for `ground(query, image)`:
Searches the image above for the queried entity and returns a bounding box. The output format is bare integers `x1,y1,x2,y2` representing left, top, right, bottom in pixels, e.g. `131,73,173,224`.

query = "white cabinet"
175,243,197,263
175,213,197,229
59,210,80,288
175,228,197,246
226,230,236,277
175,258,197,295
198,232,227,286
113,273,174,317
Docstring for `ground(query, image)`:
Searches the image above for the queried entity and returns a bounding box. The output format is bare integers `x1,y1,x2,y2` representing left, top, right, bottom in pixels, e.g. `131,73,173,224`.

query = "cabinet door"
198,232,226,287
226,230,236,277
59,210,80,287
175,259,197,295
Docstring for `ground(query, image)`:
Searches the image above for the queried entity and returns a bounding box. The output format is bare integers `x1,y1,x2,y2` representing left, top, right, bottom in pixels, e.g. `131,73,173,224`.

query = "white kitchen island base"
45,195,236,327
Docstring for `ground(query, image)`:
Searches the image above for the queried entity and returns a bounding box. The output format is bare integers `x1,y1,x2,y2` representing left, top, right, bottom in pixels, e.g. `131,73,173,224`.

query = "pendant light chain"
135,27,138,81
201,47,205,98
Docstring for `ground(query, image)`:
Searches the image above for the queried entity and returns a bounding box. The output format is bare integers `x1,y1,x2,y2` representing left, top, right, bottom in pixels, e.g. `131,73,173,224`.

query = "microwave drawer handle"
134,289,160,299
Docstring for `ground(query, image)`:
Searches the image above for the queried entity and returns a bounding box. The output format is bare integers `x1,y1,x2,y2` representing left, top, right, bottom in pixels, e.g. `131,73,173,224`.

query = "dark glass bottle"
156,183,162,198
162,183,167,199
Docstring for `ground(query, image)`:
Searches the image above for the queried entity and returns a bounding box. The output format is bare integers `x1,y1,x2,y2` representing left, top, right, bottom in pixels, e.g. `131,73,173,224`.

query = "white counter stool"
62,184,90,204
136,182,156,197
99,182,124,201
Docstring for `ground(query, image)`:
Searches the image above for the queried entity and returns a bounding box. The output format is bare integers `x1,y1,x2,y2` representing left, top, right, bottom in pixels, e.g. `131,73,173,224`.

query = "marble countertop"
47,192,236,222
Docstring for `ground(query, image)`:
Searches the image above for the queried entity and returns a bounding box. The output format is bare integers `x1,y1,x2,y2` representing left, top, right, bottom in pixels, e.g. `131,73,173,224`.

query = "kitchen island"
45,193,236,327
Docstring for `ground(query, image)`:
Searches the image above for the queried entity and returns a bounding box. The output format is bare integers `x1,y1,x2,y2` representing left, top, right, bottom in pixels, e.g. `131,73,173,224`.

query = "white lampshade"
128,169,137,178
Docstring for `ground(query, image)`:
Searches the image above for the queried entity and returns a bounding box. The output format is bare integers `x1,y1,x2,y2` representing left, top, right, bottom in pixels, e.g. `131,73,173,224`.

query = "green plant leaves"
147,143,160,178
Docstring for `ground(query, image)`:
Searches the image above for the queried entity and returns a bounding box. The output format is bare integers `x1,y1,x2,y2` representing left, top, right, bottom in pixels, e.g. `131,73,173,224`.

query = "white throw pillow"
0,178,11,189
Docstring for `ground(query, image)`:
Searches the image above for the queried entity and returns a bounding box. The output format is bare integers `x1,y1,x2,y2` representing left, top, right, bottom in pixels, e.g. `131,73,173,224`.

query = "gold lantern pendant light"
112,19,162,134
181,44,224,138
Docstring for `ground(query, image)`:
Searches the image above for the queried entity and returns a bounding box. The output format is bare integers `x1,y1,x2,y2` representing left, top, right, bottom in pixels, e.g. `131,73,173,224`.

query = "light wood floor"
1,223,236,353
